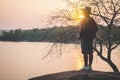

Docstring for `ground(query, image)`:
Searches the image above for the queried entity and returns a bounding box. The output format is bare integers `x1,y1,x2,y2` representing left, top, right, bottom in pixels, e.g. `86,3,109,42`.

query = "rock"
28,70,120,80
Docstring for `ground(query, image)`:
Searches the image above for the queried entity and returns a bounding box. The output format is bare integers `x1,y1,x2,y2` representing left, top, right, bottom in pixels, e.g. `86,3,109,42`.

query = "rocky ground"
28,70,120,80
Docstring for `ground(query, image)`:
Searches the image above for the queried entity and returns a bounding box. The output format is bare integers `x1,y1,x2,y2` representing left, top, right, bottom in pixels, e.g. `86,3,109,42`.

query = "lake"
0,42,120,80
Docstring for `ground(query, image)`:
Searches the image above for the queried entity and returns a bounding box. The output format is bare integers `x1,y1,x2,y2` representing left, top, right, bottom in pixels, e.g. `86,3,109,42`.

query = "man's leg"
83,54,88,66
88,53,93,66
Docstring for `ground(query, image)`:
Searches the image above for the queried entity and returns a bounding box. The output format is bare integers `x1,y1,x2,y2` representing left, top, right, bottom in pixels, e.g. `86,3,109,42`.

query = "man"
78,6,98,70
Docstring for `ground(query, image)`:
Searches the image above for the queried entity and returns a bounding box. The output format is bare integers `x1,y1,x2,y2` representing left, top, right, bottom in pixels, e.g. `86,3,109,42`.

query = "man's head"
83,6,91,15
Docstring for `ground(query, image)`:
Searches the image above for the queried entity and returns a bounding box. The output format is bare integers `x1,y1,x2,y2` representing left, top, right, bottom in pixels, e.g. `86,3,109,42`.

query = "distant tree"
14,28,23,41
48,0,120,72
1,31,12,41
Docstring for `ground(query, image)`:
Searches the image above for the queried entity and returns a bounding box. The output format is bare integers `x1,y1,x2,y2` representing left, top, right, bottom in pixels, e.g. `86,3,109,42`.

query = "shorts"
81,39,93,54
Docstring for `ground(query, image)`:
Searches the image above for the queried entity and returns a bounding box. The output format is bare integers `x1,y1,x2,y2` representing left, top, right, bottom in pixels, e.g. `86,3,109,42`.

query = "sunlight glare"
79,15,85,19
76,55,84,70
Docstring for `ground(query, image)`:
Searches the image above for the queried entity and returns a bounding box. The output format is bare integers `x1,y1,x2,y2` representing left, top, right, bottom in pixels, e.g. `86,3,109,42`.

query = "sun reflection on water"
75,54,84,70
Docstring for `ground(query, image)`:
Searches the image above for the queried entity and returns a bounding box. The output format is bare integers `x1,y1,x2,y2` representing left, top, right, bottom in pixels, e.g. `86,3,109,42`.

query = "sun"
79,15,85,19
70,9,85,25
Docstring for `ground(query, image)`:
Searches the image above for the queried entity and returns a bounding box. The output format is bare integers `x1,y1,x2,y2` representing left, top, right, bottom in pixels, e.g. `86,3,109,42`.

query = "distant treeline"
0,26,79,43
0,26,120,43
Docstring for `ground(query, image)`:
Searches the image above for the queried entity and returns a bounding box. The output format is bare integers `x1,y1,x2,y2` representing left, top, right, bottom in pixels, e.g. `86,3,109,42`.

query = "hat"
83,6,91,14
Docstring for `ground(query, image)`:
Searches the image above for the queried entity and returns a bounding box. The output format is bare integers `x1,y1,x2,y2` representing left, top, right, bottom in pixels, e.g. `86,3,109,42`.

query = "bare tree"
47,0,120,72
91,0,120,72
48,0,86,25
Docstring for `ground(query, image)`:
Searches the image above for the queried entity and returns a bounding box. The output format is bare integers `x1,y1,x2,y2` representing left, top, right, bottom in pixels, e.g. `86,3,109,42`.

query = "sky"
0,0,66,29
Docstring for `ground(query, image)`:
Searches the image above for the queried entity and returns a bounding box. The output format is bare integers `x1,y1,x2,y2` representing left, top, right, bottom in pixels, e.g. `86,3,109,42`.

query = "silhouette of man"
78,6,98,70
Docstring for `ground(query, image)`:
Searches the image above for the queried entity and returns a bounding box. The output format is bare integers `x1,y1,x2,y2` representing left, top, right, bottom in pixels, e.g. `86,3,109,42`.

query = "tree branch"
93,37,108,61
95,3,110,26
110,7,120,26
111,42,120,50
111,0,116,12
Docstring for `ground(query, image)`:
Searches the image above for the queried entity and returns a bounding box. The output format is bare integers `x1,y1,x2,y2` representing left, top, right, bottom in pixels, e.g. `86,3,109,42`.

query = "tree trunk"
98,54,119,72
94,39,119,72
97,51,119,72
106,59,119,72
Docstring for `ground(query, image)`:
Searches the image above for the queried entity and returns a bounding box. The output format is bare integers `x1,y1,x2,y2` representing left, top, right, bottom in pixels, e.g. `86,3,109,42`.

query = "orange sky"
0,0,66,29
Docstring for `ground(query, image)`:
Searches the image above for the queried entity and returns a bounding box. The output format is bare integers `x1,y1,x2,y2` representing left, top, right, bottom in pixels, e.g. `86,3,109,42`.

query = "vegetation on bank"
0,26,120,43
0,26,78,43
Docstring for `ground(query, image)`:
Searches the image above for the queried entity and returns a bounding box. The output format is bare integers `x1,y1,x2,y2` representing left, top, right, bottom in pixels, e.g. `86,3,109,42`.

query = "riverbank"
29,70,120,80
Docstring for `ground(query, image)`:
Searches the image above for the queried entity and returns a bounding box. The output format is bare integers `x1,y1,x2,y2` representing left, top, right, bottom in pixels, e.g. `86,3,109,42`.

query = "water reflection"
75,54,84,70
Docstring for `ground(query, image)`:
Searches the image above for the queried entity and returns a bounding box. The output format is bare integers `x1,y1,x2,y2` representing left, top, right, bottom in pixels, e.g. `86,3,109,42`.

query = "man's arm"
78,26,82,39
91,18,98,33
77,20,84,39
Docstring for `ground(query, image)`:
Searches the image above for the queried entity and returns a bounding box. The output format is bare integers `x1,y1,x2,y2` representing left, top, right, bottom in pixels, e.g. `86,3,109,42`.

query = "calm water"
0,42,120,80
